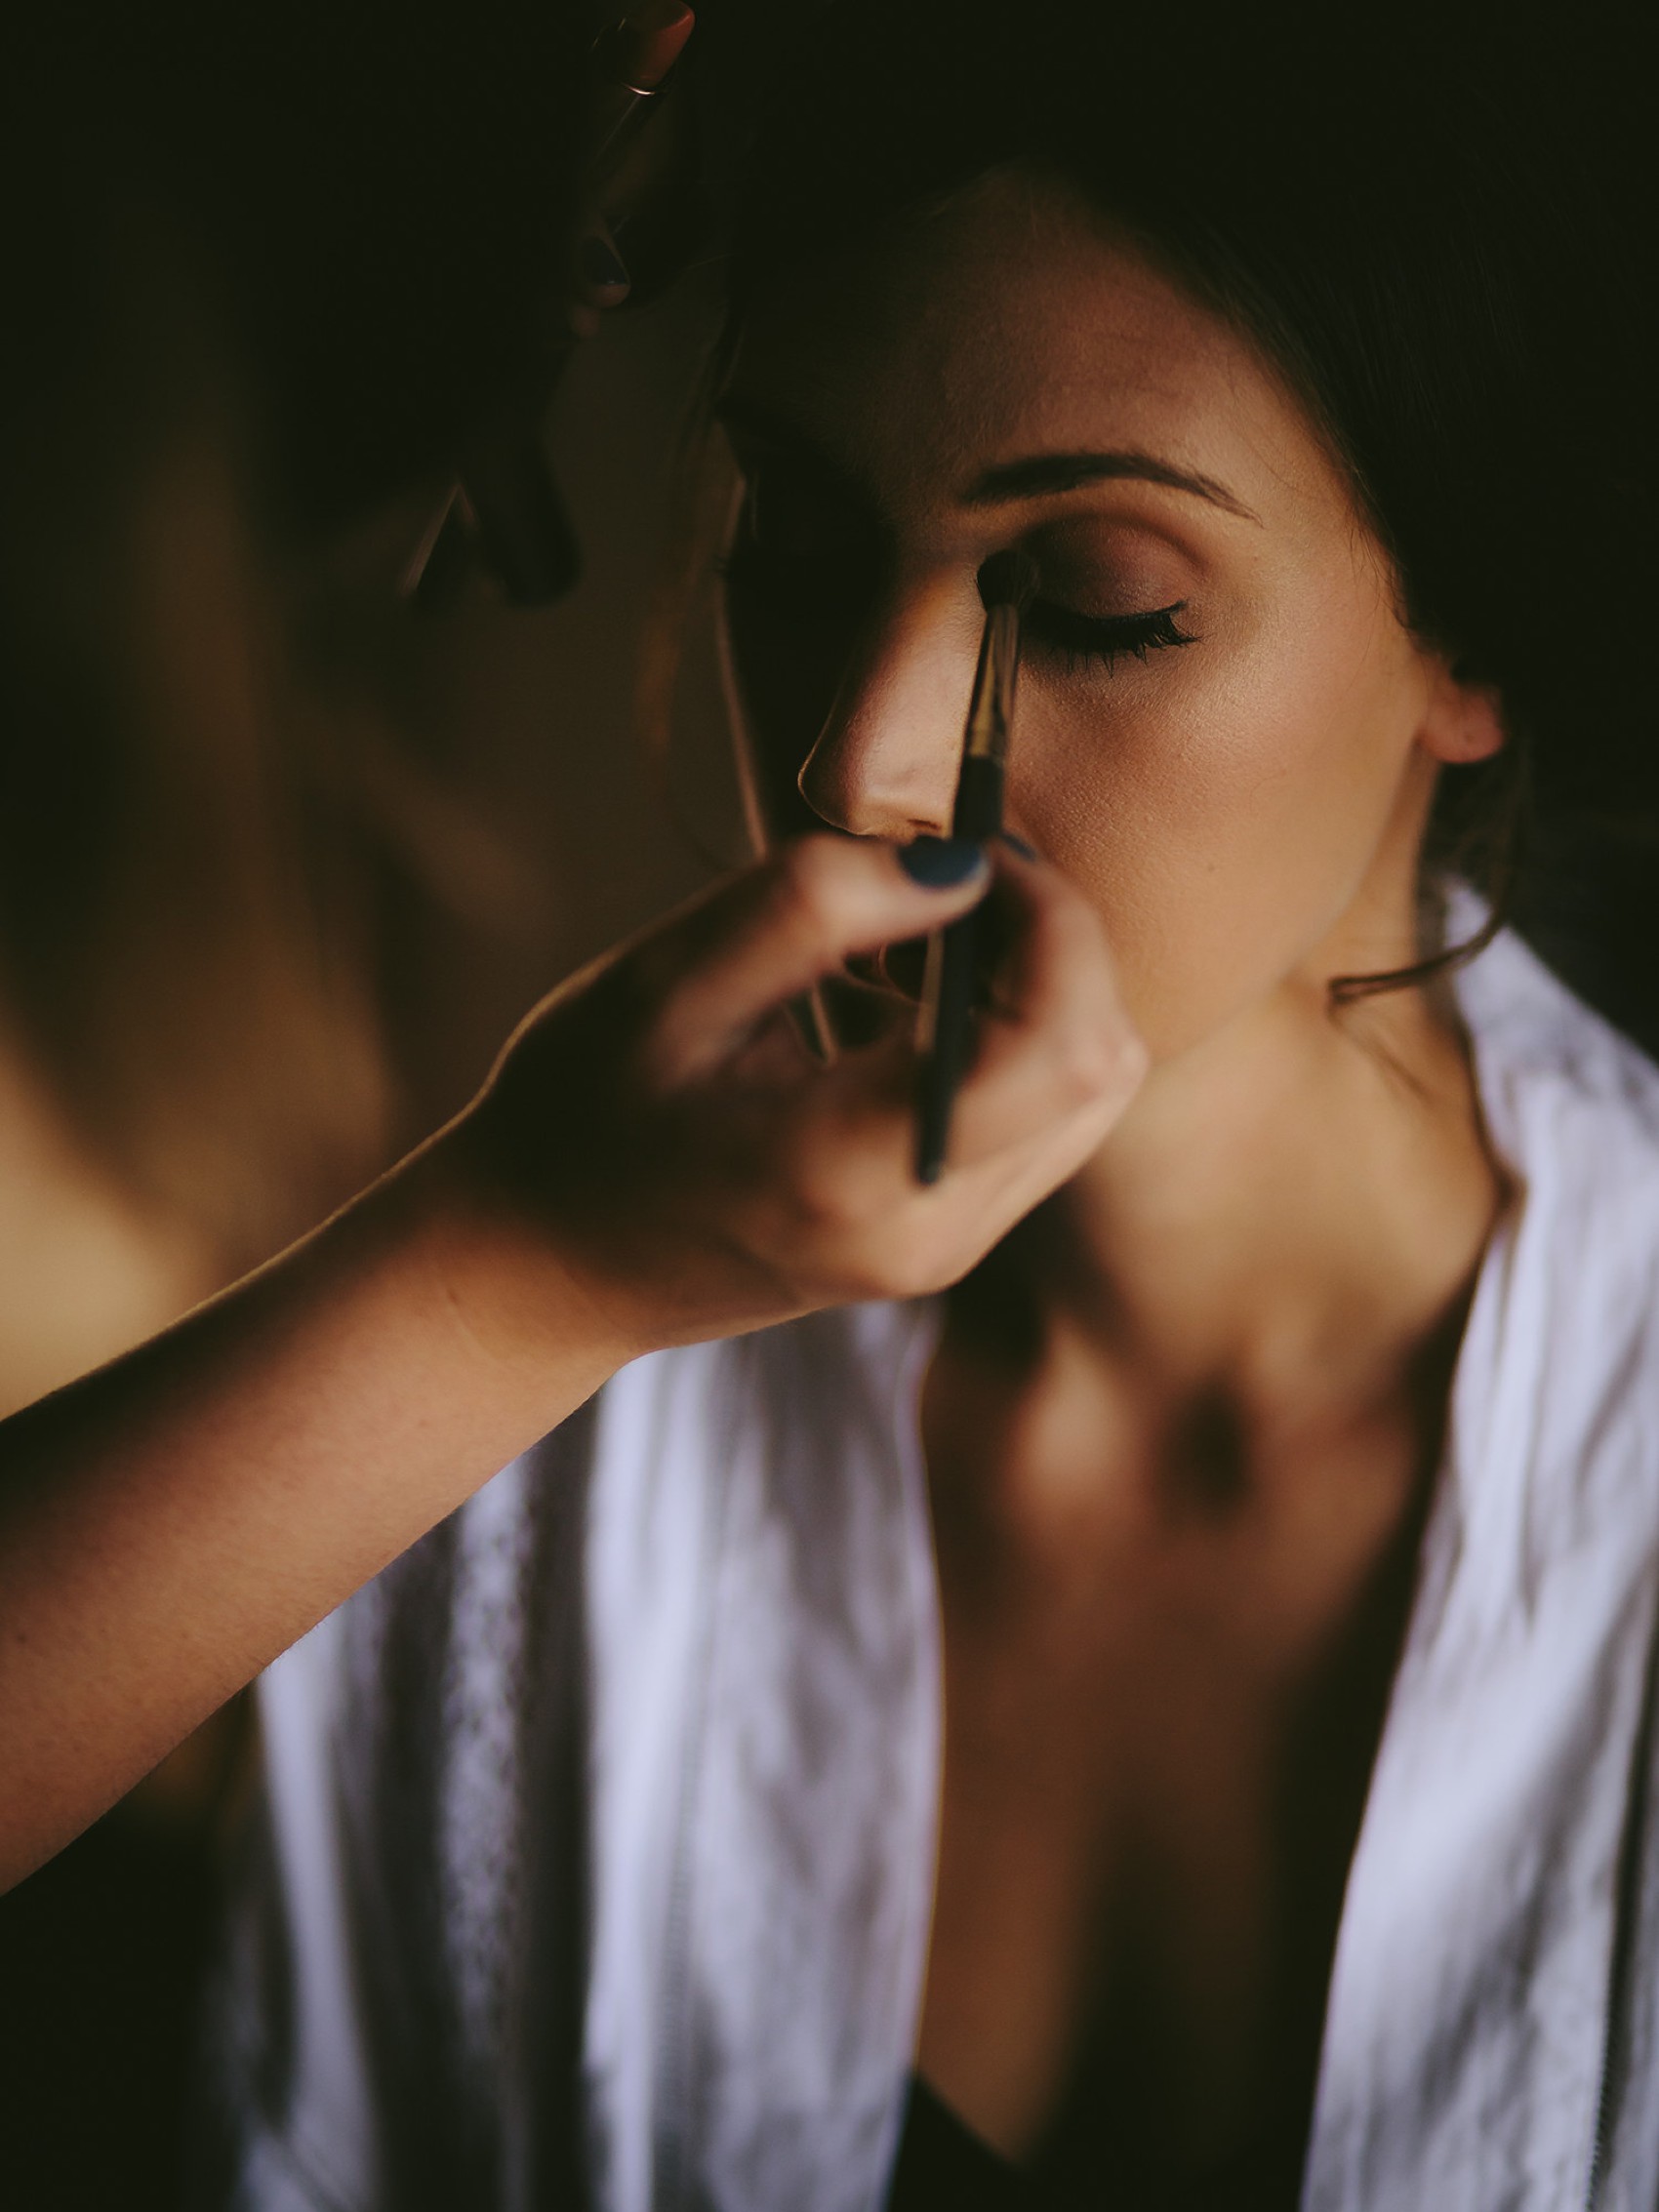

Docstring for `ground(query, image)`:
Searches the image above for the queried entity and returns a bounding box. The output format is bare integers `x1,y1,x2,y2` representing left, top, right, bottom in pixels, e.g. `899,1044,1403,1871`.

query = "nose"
797,580,975,840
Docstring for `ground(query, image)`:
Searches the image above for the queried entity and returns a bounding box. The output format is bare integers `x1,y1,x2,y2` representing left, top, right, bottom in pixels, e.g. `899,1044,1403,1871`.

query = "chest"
915,1374,1435,2203
567,1294,1659,2212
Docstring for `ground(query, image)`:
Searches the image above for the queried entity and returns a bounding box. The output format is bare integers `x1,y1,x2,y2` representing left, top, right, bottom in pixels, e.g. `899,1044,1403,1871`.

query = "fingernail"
899,836,986,888
999,831,1039,862
579,234,630,290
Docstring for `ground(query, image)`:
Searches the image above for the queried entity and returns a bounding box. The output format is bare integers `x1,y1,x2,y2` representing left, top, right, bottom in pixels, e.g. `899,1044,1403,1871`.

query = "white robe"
208,924,1659,2212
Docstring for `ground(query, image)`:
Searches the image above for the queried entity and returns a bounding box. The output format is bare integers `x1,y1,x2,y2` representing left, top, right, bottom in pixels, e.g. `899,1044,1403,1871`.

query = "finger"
753,1035,1124,1300
939,844,1147,1171
722,844,1140,1199
791,984,1121,1226
648,836,991,1083
949,1084,1130,1227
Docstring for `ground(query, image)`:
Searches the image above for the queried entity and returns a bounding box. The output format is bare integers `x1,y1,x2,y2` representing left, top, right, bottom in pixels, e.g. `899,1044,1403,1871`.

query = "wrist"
373,1118,647,1409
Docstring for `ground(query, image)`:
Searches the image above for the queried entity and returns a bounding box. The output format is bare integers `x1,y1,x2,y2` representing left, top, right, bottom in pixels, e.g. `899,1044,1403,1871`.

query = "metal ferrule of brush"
952,606,1020,840
963,600,1022,764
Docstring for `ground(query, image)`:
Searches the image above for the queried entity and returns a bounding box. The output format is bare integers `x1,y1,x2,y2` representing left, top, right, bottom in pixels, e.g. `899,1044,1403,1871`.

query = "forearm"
0,833,1127,1890
0,1135,627,1891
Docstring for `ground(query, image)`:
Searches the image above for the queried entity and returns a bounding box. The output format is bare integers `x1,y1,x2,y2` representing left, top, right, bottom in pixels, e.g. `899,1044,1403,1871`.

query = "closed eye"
1025,599,1198,672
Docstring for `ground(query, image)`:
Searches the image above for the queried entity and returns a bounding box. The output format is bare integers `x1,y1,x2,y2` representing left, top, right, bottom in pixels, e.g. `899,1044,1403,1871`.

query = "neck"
959,945,1502,1438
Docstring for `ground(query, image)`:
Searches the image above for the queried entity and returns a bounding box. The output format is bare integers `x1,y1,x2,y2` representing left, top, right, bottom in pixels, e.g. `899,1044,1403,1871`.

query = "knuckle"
1048,892,1112,978
882,1237,953,1301
1056,1015,1135,1107
1113,1026,1152,1100
860,1234,936,1301
792,1168,930,1298
842,1255,901,1303
789,1157,857,1241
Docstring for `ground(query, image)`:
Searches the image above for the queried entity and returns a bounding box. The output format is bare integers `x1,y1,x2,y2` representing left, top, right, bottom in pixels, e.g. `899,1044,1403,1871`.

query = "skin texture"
0,92,1144,1894
722,170,1507,2195
0,834,1139,1892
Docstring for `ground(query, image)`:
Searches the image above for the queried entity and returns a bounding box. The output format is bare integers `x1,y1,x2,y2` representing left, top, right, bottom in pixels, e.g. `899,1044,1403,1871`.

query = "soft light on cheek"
1005,677,1223,887
1010,640,1259,829
1000,604,1434,1058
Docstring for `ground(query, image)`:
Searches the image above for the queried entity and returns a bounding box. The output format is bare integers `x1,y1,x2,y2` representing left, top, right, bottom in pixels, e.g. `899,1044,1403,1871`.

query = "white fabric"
254,1599,381,2212
1303,928,1659,2212
226,927,1659,2211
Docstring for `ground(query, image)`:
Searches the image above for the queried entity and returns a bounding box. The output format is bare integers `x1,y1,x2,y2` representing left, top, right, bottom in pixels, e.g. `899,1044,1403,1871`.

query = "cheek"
1009,584,1426,1054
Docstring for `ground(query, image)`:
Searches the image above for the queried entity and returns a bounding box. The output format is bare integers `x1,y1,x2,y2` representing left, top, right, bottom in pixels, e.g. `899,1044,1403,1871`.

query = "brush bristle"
976,547,1036,614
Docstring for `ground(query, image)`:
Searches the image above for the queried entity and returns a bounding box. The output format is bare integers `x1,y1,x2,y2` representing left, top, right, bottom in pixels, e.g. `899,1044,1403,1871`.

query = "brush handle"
950,751,1005,846
915,755,1004,1183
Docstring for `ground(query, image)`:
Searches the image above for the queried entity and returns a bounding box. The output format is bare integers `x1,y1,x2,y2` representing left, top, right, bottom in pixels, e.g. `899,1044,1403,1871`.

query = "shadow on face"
718,169,1497,1064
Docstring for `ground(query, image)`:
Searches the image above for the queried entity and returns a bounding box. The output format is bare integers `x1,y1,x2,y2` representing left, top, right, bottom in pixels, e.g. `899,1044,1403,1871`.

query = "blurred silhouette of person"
0,10,577,2200
1,11,1122,2206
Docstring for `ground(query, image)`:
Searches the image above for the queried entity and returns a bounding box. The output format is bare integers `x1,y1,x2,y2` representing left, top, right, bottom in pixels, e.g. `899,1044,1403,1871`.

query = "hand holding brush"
914,548,1036,1182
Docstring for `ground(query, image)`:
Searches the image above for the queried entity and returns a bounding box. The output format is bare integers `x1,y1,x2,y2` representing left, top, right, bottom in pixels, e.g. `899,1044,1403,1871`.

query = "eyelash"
1023,599,1198,673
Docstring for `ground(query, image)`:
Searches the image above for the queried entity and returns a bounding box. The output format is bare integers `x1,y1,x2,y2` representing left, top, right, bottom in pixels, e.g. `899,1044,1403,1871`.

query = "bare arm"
0,835,1143,1888
0,1153,610,1892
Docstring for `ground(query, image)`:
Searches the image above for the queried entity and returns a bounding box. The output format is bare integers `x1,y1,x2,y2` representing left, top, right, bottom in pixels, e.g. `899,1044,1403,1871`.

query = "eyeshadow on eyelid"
1032,562,1191,617
1028,535,1198,590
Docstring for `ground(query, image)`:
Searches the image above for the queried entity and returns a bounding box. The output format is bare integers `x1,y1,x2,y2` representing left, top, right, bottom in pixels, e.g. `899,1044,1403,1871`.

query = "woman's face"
720,170,1479,1063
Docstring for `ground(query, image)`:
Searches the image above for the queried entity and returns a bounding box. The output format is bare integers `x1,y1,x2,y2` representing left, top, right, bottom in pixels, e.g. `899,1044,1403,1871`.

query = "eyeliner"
914,550,1033,1184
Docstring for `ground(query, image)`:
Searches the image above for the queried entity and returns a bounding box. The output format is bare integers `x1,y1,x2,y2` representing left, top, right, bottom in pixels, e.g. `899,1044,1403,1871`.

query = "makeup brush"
914,548,1035,1184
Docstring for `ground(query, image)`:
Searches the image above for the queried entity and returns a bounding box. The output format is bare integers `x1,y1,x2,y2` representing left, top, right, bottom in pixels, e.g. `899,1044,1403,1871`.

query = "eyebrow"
962,450,1259,521
715,398,1260,525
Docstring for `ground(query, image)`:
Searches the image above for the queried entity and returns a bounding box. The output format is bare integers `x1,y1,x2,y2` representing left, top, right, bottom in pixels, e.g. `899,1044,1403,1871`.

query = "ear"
1419,658,1506,766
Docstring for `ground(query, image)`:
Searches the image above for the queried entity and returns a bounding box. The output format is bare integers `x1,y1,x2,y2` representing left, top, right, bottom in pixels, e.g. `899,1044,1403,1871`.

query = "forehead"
726,169,1349,531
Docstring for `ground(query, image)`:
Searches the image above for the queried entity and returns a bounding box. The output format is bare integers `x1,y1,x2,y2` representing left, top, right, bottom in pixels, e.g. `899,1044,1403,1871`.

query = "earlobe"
1421,663,1507,765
